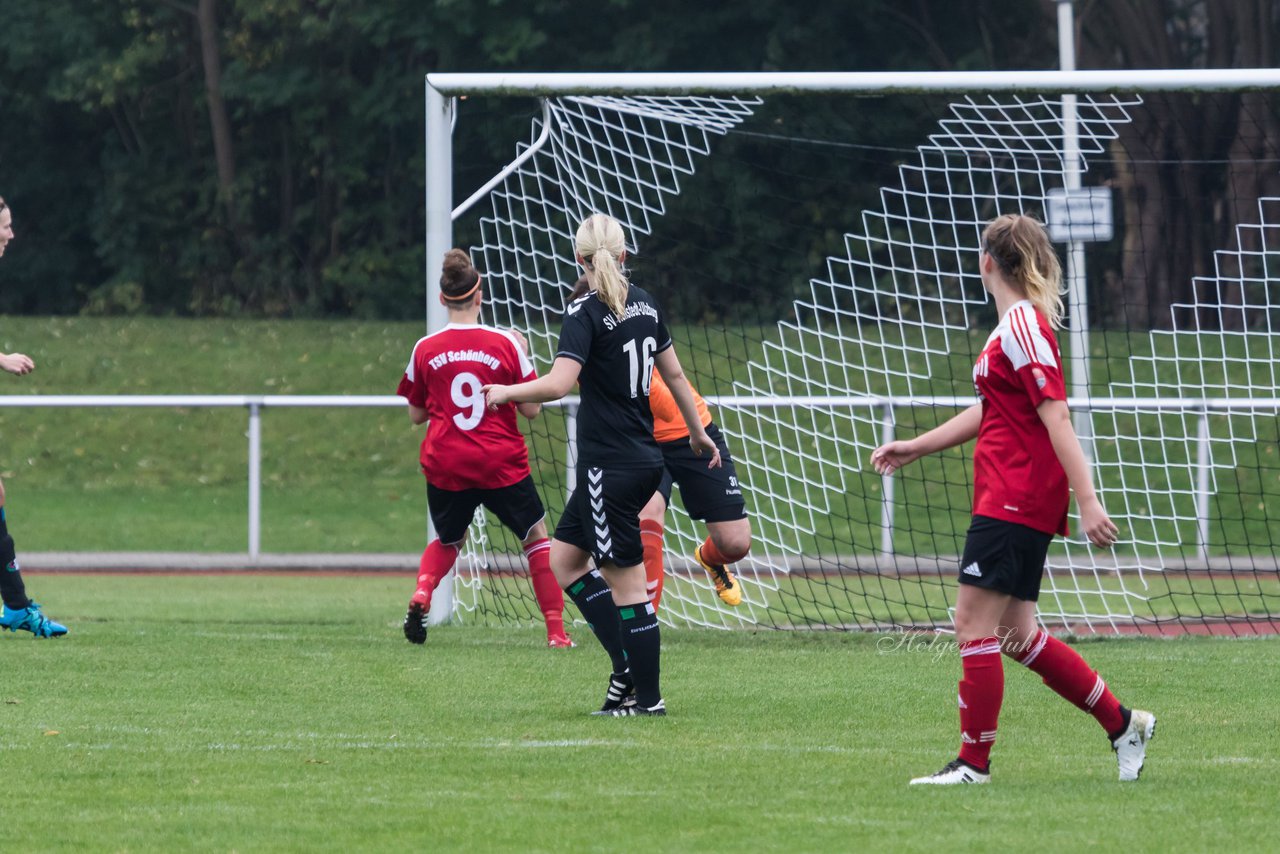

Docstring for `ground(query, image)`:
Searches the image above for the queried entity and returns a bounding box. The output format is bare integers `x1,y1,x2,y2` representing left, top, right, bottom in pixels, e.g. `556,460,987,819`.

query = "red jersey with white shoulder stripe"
971,300,1070,536
396,323,537,491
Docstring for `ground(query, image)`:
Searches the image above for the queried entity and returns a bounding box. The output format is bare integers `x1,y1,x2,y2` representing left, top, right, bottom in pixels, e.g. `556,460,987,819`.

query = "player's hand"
1078,495,1119,548
870,440,921,475
690,431,722,469
508,329,530,356
0,353,34,376
482,384,511,410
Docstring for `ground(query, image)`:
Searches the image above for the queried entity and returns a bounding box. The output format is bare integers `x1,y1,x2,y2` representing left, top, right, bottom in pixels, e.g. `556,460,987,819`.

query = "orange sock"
699,536,747,566
640,518,665,610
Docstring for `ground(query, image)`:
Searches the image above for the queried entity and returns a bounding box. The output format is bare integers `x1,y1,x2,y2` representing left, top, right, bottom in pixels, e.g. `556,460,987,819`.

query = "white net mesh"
450,95,762,622
445,89,1279,635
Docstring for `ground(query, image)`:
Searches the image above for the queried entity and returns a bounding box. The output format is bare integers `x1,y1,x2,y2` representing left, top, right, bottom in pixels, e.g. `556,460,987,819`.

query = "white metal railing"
1,394,1276,560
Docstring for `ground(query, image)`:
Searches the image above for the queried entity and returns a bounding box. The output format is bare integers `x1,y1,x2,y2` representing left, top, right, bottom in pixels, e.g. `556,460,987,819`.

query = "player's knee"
952,607,999,645
638,494,666,524
713,528,751,563
522,518,549,545
998,623,1037,657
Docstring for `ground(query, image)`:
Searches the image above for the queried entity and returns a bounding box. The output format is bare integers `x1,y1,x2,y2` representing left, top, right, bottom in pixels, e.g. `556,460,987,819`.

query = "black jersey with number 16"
555,285,673,468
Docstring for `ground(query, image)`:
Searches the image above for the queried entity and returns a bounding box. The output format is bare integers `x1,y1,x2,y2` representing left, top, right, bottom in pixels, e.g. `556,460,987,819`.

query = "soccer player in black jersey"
485,213,719,716
0,196,68,638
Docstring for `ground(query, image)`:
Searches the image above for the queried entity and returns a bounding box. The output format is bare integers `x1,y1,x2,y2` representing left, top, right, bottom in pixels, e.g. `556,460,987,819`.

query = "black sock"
1107,705,1133,742
565,570,626,673
618,602,662,707
0,513,30,611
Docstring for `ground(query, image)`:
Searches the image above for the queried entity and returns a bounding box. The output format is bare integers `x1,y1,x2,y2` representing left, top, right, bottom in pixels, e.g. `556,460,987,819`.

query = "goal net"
433,76,1280,636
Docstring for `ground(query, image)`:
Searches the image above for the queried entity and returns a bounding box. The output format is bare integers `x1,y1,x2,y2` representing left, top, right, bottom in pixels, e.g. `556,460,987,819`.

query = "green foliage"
0,0,1056,318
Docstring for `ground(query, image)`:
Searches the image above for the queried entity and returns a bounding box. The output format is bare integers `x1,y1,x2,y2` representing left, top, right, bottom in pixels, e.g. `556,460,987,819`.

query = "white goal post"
423,69,1280,634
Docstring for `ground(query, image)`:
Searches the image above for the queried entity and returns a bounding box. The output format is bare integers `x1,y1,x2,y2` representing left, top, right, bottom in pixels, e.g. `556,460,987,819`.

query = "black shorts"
426,476,546,545
555,465,664,568
656,422,748,523
958,514,1054,602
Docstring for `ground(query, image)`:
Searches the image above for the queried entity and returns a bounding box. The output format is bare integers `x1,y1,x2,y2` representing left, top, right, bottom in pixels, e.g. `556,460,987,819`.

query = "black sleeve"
555,309,594,365
654,301,673,353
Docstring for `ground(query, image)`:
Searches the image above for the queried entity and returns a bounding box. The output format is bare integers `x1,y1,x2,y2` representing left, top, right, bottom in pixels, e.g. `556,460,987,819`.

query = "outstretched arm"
484,357,582,408
505,329,542,419
654,347,721,469
1037,398,1118,548
869,402,982,475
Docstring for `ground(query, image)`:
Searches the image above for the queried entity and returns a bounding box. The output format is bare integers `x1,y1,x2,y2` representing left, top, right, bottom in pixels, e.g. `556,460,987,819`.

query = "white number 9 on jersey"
451,371,486,431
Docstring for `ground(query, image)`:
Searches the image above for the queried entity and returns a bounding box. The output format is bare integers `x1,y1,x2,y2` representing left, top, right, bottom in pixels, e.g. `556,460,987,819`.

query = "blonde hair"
981,214,1065,328
575,213,629,318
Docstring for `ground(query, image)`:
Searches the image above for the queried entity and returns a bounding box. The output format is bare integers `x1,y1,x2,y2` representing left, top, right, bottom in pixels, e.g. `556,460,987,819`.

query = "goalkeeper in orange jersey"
641,370,752,608
568,277,751,609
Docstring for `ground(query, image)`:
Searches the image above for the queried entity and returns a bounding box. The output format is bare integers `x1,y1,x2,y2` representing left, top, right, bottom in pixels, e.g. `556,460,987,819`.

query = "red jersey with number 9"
396,323,537,491
971,300,1070,536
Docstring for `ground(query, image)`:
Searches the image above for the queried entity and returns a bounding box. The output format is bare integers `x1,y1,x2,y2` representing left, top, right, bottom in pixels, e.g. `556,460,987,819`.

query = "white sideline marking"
63,725,640,753
1209,756,1273,765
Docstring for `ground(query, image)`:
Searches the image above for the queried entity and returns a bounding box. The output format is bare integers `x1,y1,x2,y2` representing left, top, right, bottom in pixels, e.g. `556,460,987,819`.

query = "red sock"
413,539,460,607
957,636,1003,771
1011,630,1125,735
640,519,665,610
525,538,565,638
699,536,748,566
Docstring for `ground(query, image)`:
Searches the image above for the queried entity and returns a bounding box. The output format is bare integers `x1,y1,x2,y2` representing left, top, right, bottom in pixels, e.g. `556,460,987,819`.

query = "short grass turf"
3,574,1278,852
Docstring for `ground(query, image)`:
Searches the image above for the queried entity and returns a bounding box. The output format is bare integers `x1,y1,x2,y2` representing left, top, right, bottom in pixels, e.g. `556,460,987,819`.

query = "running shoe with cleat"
695,544,742,607
0,602,68,638
604,699,666,717
589,670,635,715
909,758,990,785
546,630,575,649
402,596,429,645
1112,708,1156,781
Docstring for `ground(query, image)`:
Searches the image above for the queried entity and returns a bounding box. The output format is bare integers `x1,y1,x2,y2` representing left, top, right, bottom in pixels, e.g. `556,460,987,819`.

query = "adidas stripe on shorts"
957,514,1054,602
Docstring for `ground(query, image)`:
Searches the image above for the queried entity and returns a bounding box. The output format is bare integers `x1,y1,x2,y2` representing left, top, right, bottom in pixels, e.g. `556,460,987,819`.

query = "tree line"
0,1,1276,329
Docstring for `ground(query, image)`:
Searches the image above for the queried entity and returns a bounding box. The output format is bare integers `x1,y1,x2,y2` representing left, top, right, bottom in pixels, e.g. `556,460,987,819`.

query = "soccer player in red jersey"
566,277,751,610
872,214,1155,784
485,214,719,717
397,248,571,649
0,196,68,639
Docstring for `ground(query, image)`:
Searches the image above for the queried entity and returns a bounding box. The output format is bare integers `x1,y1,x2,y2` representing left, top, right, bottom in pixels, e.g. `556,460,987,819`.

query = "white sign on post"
1046,187,1113,243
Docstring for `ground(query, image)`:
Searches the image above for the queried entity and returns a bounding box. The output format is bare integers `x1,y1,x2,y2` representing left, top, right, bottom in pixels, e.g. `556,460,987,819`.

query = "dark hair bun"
440,248,479,299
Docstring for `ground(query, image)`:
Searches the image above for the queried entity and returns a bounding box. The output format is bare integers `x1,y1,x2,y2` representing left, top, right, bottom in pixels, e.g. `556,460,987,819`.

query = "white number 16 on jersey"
624,337,657,399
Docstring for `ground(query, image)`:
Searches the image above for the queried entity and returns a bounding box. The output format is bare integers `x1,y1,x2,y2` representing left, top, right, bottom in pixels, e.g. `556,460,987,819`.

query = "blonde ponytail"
981,214,1065,328
575,213,630,318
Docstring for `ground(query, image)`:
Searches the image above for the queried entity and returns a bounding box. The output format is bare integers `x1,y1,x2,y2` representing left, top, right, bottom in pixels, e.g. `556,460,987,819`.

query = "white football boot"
1112,709,1157,781
909,758,990,785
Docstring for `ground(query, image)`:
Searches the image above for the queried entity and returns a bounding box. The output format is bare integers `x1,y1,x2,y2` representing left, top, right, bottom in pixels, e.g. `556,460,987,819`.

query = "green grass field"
5,574,1278,852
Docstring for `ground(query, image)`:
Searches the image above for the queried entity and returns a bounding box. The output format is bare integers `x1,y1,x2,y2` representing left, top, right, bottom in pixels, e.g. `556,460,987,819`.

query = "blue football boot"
0,601,68,638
